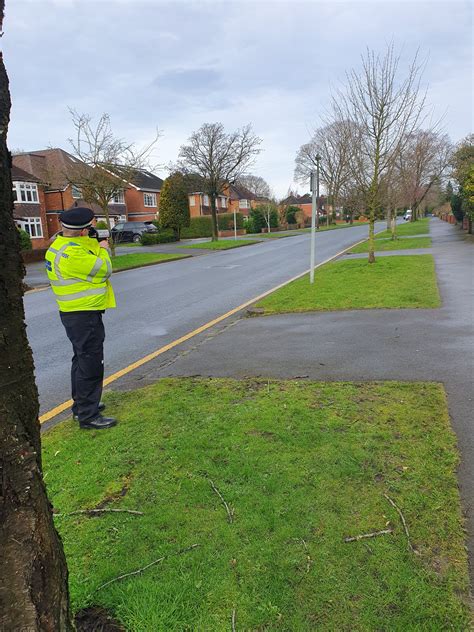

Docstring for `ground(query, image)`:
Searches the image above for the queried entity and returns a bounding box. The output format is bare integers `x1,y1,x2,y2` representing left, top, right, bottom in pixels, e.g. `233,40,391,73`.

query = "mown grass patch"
179,239,260,250
112,253,188,271
348,236,432,253
256,255,440,314
375,218,431,239
43,378,470,631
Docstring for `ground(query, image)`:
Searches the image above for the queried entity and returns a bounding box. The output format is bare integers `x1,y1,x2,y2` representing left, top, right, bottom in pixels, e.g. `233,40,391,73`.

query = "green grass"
375,218,431,240
112,253,188,271
256,255,440,314
179,239,260,250
43,378,470,630
348,236,432,253
114,241,143,248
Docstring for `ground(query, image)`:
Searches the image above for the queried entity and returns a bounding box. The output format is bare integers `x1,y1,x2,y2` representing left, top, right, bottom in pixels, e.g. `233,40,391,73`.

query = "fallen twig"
95,544,200,592
384,493,417,553
54,508,143,517
300,539,313,573
344,529,393,543
208,478,234,523
231,608,236,632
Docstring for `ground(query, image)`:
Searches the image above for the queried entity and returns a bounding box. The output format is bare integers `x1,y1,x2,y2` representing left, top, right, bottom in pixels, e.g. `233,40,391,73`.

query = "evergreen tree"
159,172,191,240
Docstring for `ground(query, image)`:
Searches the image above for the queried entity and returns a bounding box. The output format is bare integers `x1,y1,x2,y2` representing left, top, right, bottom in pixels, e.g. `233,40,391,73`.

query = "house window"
203,194,209,206
111,190,125,204
71,185,81,199
189,195,196,207
13,182,39,203
239,199,248,209
21,217,43,238
221,196,227,209
144,192,157,207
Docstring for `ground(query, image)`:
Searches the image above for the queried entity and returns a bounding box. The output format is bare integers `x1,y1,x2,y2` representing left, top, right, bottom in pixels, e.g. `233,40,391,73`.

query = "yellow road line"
39,237,368,424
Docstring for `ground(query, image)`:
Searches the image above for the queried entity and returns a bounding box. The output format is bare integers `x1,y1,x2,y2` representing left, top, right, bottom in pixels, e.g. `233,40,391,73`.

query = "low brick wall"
21,248,48,263
218,229,246,237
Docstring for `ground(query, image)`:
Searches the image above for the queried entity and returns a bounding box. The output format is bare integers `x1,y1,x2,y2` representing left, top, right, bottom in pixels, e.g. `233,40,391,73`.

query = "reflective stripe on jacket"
45,235,116,312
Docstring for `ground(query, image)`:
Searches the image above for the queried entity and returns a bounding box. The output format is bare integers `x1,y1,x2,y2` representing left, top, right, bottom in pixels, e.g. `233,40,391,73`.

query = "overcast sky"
3,0,472,198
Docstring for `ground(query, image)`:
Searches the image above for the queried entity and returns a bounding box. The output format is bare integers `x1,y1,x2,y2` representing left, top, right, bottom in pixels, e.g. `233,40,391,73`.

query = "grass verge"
375,218,430,239
43,378,470,630
179,239,260,250
112,253,188,272
348,236,432,253
256,255,440,313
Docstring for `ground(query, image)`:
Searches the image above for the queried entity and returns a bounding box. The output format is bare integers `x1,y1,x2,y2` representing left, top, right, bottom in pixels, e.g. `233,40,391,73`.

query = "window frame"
21,217,43,238
13,181,39,204
111,190,125,204
143,192,157,207
71,184,82,199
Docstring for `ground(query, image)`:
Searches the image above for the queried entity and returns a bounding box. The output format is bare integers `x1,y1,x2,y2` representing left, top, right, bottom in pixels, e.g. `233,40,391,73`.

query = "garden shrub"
18,228,32,251
140,229,177,245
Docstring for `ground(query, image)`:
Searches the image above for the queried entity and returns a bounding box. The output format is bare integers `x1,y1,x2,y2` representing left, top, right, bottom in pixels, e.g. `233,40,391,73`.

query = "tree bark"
0,9,73,629
210,192,218,241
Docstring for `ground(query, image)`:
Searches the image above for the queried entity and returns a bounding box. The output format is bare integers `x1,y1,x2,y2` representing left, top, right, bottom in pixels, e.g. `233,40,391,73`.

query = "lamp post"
316,153,321,231
310,153,321,284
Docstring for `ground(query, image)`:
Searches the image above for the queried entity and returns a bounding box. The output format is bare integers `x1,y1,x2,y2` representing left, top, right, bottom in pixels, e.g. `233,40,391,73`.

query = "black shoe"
79,415,118,430
73,402,105,422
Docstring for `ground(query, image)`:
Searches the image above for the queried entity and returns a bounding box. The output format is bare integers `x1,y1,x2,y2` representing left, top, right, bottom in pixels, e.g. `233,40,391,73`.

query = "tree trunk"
210,193,218,241
0,14,73,630
391,210,397,240
367,181,377,264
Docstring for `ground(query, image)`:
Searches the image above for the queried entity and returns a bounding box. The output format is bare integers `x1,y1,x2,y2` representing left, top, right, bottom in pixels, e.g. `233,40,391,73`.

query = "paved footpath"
109,219,474,579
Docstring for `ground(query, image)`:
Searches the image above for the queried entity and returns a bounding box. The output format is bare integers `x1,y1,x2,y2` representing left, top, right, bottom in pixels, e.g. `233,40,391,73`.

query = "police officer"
45,207,118,430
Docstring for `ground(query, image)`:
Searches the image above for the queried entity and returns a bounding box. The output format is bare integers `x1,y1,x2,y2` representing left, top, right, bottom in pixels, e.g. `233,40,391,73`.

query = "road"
25,223,381,416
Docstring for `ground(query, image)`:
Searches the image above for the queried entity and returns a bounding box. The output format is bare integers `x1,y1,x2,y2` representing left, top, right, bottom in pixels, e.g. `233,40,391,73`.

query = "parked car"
403,209,412,221
111,221,157,243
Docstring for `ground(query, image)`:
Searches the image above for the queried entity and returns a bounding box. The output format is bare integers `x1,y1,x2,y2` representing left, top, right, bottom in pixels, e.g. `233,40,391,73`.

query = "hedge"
181,216,213,238
216,212,244,231
140,229,177,245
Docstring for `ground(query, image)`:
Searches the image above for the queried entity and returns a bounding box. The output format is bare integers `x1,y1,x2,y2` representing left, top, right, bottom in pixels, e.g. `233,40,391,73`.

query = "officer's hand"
99,239,110,250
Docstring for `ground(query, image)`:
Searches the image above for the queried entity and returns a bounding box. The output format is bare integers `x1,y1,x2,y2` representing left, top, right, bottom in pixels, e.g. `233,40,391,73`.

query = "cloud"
4,0,472,197
154,68,223,93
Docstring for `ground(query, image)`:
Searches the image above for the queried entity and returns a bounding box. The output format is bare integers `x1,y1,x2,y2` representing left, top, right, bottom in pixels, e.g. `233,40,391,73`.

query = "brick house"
12,164,49,249
108,168,163,223
280,193,329,221
13,148,163,237
188,191,230,218
187,182,267,219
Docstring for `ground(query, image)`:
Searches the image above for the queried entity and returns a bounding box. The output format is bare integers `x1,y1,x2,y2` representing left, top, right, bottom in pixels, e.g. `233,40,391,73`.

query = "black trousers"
59,310,105,422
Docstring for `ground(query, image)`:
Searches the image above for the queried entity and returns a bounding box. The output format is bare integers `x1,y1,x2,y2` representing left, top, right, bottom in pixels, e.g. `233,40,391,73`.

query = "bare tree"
68,110,159,254
178,123,262,240
236,174,271,199
0,3,73,628
335,44,427,262
397,129,452,221
295,119,353,225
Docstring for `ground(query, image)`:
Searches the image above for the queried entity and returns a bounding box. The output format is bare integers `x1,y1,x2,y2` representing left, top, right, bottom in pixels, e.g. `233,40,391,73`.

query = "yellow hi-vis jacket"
45,235,116,312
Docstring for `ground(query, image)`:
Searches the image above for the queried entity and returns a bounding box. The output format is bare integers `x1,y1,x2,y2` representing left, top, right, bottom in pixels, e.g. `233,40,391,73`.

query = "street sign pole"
310,171,316,284
233,206,237,240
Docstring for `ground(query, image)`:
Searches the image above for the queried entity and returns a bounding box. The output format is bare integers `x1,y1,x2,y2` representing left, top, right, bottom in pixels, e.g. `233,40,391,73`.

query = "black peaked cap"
59,207,95,230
